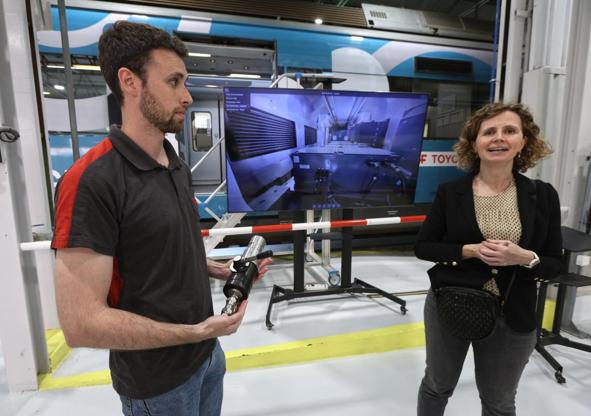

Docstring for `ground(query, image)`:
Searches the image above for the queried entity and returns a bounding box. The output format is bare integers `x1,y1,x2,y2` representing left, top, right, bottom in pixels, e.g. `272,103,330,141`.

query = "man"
51,21,271,415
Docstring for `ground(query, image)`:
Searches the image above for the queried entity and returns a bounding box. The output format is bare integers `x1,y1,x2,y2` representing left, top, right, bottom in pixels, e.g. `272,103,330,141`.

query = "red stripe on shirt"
52,138,113,248
108,257,123,307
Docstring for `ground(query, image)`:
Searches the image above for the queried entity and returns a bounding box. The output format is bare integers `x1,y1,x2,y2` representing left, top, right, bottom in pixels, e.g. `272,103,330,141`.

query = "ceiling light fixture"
229,73,261,79
314,18,323,24
72,64,101,71
188,52,211,58
54,84,65,90
46,64,101,71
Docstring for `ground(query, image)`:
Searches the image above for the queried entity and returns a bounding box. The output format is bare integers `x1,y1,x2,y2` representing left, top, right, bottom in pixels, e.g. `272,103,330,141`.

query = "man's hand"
208,258,232,280
255,257,273,281
197,300,248,338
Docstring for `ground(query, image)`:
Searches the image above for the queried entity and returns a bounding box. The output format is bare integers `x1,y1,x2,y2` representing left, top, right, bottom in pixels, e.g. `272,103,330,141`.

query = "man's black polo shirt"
52,127,215,398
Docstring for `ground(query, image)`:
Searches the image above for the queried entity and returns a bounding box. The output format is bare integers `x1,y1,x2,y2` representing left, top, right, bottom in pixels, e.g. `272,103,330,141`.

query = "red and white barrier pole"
20,215,426,251
201,215,426,237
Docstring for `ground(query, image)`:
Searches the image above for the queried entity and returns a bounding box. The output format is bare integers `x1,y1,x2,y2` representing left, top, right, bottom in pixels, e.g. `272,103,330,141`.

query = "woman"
415,103,563,416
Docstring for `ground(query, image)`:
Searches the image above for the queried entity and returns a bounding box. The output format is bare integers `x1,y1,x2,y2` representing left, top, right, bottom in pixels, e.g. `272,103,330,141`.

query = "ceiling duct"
361,3,494,41
103,0,367,28
182,42,275,78
176,33,276,78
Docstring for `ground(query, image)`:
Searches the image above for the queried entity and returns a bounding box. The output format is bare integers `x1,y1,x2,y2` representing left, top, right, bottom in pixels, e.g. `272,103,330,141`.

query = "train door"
183,93,224,190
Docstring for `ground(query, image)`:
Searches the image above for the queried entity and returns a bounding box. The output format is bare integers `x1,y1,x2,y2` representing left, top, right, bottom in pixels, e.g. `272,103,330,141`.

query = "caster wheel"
555,372,566,384
266,323,274,330
401,306,407,315
328,272,341,286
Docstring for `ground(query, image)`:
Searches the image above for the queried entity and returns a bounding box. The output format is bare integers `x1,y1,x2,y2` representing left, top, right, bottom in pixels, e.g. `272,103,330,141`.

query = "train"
37,1,494,246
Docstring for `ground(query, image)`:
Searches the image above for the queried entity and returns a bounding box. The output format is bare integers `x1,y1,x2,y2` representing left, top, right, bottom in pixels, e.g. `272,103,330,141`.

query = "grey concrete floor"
1,254,590,415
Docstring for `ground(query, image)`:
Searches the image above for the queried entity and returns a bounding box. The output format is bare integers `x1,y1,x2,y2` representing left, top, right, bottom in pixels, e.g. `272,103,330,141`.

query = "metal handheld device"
221,235,273,315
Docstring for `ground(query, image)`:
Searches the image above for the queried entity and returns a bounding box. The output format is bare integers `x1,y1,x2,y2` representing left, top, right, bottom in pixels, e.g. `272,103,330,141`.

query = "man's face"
139,49,193,134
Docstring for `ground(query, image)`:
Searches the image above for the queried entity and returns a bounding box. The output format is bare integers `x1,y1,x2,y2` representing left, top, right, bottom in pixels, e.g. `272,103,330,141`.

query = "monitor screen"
224,87,429,212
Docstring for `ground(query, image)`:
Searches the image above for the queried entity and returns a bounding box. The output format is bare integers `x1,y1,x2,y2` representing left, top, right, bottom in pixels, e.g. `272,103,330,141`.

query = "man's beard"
139,88,184,134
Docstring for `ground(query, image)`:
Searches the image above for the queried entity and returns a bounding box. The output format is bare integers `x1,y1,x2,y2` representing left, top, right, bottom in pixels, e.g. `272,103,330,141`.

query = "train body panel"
39,3,492,218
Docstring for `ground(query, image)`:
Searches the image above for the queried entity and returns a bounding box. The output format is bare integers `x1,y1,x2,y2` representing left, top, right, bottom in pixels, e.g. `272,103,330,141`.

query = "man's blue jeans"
120,340,226,416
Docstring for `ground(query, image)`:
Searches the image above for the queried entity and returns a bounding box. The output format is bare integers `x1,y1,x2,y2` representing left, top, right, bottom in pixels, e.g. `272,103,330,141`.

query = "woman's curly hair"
453,102,552,173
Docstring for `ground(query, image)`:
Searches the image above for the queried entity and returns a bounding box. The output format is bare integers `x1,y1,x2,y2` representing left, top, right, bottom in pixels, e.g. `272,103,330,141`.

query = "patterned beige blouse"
474,180,521,295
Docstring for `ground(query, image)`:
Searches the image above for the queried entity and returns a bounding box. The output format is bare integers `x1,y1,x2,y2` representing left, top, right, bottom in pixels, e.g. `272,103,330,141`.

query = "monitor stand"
265,209,407,329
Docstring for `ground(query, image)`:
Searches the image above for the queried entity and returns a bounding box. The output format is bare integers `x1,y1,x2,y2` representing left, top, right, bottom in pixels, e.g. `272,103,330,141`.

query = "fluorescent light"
43,91,50,95
229,73,261,79
350,36,364,41
72,64,101,71
188,73,220,78
314,18,323,24
54,84,65,90
46,64,101,71
204,85,220,88
188,52,212,58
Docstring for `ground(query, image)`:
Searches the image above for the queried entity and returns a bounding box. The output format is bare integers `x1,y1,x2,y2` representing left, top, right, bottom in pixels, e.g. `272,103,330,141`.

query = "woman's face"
473,111,527,168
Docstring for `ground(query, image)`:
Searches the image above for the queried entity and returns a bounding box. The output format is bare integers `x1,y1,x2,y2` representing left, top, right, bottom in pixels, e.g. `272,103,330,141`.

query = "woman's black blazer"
415,172,564,332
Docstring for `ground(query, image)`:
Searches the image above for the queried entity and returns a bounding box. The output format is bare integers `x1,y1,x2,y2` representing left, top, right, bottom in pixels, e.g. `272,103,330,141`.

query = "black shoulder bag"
435,270,517,341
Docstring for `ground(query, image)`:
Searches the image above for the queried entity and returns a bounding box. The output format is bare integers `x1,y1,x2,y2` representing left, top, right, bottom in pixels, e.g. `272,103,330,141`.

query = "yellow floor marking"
542,299,556,331
45,329,70,373
38,300,557,391
226,321,425,372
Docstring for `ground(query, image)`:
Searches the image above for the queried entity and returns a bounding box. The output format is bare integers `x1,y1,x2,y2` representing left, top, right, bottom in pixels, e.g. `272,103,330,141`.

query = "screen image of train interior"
225,88,429,212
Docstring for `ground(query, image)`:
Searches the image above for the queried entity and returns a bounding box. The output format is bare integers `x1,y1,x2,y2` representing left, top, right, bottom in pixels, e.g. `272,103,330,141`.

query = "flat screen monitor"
224,87,429,212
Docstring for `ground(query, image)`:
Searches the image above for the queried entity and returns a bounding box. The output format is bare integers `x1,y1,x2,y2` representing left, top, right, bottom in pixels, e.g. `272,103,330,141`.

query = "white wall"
520,0,591,230
0,0,50,392
557,0,591,230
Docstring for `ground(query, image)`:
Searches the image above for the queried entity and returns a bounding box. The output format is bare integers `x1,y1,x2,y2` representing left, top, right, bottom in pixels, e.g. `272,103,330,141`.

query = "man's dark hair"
98,21,188,105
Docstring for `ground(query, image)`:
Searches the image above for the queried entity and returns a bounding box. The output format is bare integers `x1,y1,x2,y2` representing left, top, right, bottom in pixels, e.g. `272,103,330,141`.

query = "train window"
191,112,212,151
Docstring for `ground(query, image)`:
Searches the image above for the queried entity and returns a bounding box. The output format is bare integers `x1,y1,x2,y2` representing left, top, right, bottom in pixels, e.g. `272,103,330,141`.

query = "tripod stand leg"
535,342,566,384
354,278,407,314
555,371,566,384
266,285,283,330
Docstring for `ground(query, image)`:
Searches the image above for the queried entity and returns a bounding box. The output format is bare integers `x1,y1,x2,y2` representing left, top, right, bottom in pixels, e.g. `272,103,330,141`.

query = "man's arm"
55,247,245,350
207,258,232,281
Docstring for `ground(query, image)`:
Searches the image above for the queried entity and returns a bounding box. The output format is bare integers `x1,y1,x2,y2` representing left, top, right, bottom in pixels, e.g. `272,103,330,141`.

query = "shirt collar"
108,125,182,171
